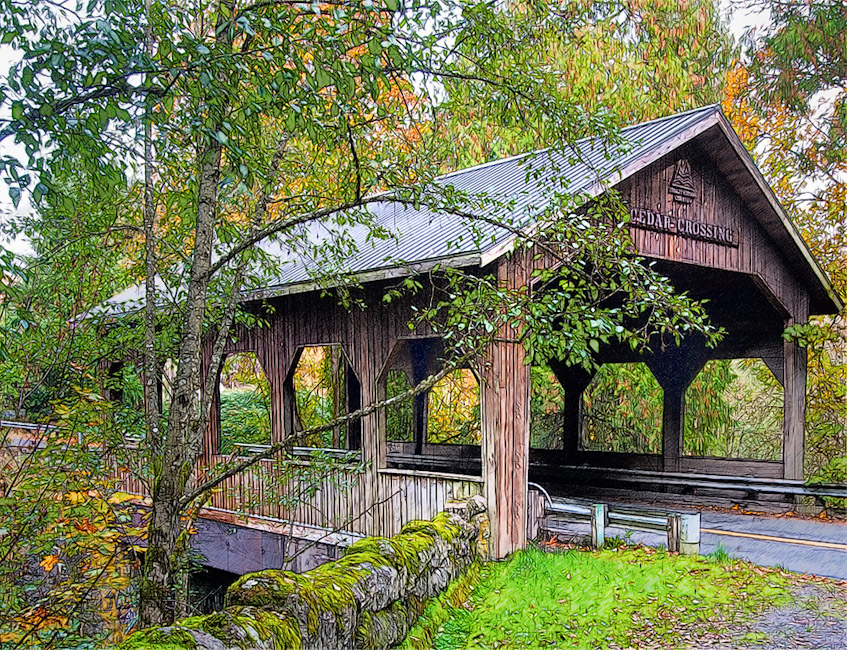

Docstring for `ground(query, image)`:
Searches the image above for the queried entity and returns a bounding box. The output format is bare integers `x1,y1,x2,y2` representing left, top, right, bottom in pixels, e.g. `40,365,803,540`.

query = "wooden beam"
782,337,807,480
409,339,435,455
661,383,685,472
481,256,532,559
345,361,362,450
549,363,594,462
481,339,530,559
648,348,706,473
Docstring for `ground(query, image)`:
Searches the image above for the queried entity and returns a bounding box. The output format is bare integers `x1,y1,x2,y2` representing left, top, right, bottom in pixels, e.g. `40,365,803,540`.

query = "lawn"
401,545,795,649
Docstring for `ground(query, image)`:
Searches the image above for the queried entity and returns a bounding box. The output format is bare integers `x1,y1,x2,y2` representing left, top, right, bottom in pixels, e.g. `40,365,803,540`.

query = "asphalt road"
698,511,847,580
554,509,847,580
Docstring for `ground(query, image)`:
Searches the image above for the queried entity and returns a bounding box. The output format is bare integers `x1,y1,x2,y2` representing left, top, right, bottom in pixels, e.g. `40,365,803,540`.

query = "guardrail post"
679,513,700,555
667,514,681,552
590,503,607,549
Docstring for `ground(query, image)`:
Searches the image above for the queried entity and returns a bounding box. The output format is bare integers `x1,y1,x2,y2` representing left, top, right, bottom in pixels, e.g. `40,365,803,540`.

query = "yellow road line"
701,527,847,551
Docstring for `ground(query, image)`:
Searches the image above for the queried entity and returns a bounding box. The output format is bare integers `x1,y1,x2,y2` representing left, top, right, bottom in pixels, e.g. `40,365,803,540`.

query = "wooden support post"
783,337,807,481
590,503,607,549
662,385,685,473
282,375,297,442
409,340,432,456
551,364,594,461
259,343,294,447
480,256,533,560
648,349,706,474
346,314,392,538
562,391,582,459
330,346,343,448
277,346,300,444
481,340,530,559
412,393,428,455
345,362,362,450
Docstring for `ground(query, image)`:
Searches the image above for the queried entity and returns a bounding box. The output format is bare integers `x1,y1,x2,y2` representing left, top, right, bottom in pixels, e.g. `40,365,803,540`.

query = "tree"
438,0,735,168
0,159,146,647
723,0,847,481
1,0,718,629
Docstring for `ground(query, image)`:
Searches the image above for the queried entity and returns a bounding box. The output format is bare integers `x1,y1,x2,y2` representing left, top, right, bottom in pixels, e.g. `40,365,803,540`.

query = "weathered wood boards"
480,253,533,558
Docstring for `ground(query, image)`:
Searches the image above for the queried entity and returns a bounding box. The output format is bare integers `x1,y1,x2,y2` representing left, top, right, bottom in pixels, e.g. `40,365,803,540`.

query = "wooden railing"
105,447,483,540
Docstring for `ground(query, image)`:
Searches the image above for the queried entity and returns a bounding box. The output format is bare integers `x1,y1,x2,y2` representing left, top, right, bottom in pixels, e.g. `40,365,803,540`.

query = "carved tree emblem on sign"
669,159,696,204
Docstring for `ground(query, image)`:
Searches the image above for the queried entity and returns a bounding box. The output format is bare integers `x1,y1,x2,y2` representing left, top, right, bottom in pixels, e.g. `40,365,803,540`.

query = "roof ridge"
436,105,721,182
619,104,720,134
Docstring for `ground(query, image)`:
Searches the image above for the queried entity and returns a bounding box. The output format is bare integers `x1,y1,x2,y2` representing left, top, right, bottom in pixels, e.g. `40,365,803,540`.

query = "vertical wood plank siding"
622,145,807,320
191,287,484,540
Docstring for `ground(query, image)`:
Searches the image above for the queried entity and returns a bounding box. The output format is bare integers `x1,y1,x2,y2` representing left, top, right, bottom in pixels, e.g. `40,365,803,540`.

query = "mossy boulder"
181,608,301,650
227,569,356,647
116,626,212,650
354,601,410,650
118,609,302,650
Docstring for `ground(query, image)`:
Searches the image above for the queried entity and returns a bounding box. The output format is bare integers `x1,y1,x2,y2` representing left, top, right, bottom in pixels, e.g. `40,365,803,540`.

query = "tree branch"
179,354,471,508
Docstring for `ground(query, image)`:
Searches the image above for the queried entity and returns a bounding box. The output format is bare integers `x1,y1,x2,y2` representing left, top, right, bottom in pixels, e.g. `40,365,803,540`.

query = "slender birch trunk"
138,0,234,626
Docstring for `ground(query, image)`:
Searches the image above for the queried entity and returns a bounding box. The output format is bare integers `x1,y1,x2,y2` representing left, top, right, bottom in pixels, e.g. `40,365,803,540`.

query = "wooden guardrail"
541,496,701,554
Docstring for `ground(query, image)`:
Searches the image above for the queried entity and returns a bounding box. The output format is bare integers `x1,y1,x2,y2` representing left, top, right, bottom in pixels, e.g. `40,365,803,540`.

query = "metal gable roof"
247,105,722,294
101,105,841,315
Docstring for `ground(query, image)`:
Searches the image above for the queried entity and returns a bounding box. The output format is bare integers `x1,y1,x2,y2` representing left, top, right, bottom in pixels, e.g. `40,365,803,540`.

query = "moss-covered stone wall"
117,497,488,650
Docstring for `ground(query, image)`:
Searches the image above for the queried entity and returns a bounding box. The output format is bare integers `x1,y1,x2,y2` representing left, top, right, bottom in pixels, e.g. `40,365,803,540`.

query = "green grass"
402,546,792,649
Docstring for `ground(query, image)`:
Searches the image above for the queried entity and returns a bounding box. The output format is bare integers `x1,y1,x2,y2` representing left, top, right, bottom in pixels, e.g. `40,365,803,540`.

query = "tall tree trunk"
139,132,224,629
138,0,233,626
141,0,160,457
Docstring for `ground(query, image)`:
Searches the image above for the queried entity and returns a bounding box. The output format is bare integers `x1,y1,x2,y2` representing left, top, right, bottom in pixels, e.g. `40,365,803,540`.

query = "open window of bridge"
105,361,145,439
217,352,272,455
381,338,481,475
427,368,481,446
285,345,361,451
385,369,413,443
529,365,565,450
684,358,783,460
384,368,482,445
581,362,663,454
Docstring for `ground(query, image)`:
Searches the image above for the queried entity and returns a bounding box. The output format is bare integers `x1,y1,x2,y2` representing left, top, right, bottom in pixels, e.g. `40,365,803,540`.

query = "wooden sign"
628,207,738,247
669,160,696,204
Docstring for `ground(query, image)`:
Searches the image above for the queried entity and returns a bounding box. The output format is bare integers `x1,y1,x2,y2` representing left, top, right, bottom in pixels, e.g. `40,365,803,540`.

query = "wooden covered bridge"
108,105,841,568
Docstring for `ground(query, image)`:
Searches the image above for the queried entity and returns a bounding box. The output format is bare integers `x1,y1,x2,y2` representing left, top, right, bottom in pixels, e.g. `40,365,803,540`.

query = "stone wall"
118,497,488,650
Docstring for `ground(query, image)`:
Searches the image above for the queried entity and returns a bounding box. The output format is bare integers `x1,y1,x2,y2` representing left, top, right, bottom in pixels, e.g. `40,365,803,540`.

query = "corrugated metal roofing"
248,104,721,295
101,105,840,314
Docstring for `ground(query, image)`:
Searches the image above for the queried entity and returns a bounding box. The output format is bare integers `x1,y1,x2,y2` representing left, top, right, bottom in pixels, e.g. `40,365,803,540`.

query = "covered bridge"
108,105,841,562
